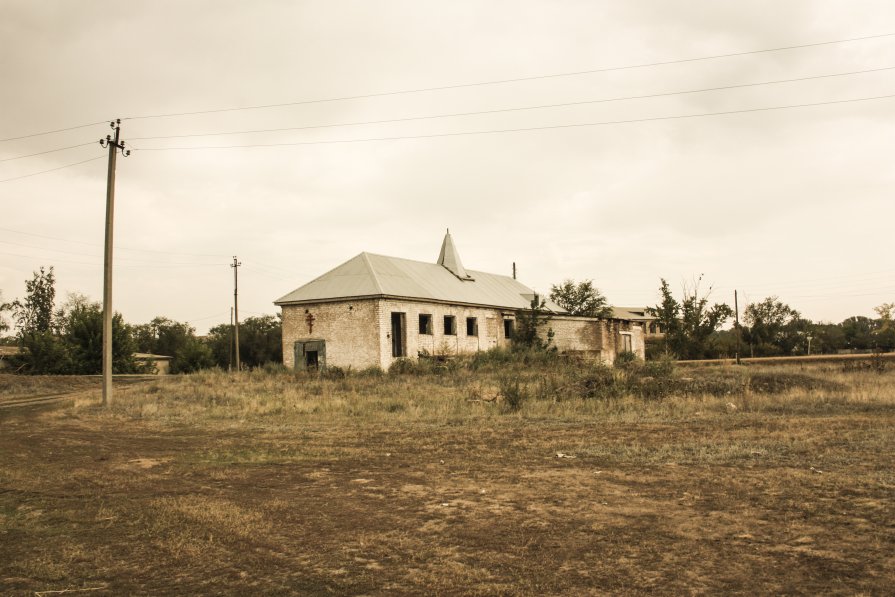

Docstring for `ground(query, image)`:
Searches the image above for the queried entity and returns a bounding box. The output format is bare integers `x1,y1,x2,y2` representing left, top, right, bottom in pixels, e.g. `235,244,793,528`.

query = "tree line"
0,267,282,374
549,277,893,360
646,277,894,360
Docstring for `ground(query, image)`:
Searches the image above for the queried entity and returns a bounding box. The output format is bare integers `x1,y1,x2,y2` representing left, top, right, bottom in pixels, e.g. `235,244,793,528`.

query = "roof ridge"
360,252,384,295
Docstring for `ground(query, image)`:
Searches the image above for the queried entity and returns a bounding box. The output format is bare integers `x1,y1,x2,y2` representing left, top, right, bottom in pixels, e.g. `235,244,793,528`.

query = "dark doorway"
294,340,326,371
391,312,406,357
503,319,514,339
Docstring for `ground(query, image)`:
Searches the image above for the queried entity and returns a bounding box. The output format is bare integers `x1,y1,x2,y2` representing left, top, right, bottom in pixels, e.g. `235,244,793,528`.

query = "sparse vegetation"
1,353,893,595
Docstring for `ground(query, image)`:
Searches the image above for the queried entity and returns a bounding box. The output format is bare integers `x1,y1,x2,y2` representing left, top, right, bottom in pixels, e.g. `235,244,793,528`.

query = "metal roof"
275,234,565,312
611,307,654,320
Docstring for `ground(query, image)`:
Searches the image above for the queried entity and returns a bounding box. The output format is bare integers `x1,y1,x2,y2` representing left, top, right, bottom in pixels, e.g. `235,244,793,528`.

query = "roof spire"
437,230,472,280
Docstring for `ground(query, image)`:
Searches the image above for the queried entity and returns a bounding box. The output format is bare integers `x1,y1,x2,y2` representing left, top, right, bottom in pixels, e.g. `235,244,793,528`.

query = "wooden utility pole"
734,290,741,365
231,256,241,371
229,307,234,372
99,119,130,407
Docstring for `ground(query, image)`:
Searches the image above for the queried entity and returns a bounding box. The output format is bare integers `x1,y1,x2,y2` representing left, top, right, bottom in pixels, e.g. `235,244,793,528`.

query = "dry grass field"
1,354,893,595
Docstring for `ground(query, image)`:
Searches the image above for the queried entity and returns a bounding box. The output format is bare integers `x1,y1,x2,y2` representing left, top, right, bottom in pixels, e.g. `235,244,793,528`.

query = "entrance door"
391,312,406,357
294,340,326,371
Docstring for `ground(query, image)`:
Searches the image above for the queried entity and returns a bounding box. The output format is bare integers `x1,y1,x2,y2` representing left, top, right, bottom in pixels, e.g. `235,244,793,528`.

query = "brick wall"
281,299,381,370
378,299,511,369
282,298,646,370
539,316,647,365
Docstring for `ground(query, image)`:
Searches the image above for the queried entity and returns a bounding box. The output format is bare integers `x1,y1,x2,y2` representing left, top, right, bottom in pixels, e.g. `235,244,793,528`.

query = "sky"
1,1,893,334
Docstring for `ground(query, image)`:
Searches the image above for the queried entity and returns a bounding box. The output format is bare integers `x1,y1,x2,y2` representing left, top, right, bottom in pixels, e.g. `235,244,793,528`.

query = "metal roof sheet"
275,250,565,312
611,307,654,320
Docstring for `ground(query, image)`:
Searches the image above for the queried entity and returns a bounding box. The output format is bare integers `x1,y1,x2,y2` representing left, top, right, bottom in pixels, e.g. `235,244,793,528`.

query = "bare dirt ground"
1,364,893,595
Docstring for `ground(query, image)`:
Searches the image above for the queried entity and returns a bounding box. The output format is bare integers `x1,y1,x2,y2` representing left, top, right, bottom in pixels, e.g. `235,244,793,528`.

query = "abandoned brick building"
275,232,645,371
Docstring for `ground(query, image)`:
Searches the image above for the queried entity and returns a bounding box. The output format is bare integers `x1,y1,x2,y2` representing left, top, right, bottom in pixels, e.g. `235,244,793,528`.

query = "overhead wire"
131,93,895,152
0,155,104,184
0,120,110,144
3,32,893,145
0,226,231,258
0,142,98,163
0,239,231,267
129,66,895,142
121,32,895,121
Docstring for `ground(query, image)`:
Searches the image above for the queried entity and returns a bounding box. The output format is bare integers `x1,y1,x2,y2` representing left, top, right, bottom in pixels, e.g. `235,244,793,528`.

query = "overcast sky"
2,1,893,333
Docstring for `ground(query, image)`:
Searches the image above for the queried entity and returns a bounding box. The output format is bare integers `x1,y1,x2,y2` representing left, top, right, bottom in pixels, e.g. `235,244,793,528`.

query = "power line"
0,226,230,258
0,239,229,265
0,121,109,144
132,93,895,152
0,250,228,268
121,32,895,121
129,66,895,142
0,155,104,184
0,142,97,163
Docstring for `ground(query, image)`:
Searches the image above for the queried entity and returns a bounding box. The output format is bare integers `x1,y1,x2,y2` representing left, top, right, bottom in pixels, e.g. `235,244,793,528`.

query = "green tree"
549,279,612,317
11,267,57,336
238,315,283,367
648,277,733,360
841,316,876,351
59,295,140,374
206,323,234,369
809,322,846,354
207,314,282,370
876,303,895,330
132,316,213,373
743,297,806,356
514,296,554,351
0,291,12,339
9,267,70,373
873,303,895,351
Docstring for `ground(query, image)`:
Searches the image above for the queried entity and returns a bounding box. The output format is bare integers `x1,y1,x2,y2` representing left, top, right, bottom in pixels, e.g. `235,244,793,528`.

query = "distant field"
1,356,893,595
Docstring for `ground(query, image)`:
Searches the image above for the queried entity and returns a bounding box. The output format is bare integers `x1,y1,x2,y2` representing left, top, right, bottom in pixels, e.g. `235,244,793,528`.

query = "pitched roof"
275,233,565,312
612,307,654,320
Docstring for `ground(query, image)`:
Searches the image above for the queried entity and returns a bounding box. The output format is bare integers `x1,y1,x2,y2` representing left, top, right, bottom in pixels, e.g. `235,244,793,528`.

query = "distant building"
134,353,173,375
0,346,23,371
275,232,645,371
1,347,172,374
612,307,664,338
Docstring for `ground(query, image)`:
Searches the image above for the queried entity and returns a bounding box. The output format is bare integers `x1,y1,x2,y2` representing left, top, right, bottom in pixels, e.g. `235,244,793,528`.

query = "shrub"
358,365,384,377
388,358,419,375
748,372,843,394
576,364,623,400
320,365,346,380
642,355,675,378
499,376,527,412
614,351,640,369
261,362,289,375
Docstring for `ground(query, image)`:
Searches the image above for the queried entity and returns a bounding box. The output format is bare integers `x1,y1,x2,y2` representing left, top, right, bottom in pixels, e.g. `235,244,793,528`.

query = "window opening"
419,314,433,335
466,317,478,336
444,315,457,336
503,319,514,339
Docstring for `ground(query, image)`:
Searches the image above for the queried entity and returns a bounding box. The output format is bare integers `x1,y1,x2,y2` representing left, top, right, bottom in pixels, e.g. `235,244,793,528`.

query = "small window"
444,315,457,336
503,319,514,339
621,334,633,352
419,314,433,335
466,317,478,336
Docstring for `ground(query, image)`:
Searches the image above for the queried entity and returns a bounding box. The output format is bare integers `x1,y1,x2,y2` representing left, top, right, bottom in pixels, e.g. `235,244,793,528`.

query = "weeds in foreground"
62,347,893,424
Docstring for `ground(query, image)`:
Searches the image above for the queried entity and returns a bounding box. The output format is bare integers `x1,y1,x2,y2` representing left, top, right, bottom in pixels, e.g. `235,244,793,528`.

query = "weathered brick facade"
282,299,645,370
281,299,381,370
